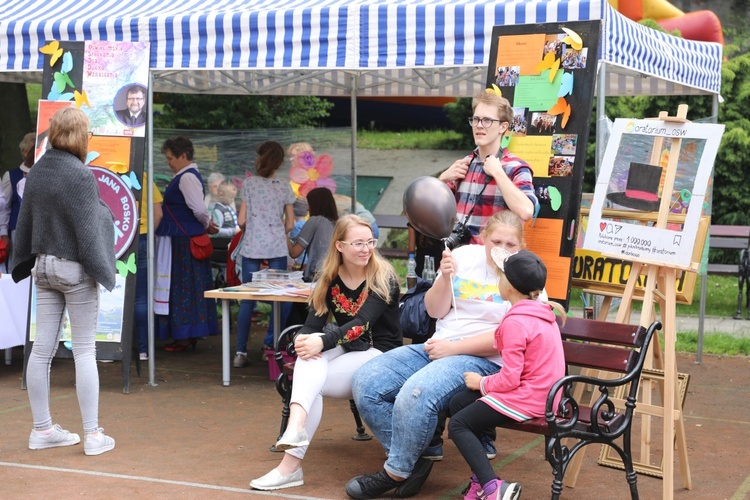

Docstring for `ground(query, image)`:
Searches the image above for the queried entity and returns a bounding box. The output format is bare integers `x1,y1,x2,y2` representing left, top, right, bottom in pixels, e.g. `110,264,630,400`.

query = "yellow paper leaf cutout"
74,90,90,109
562,27,583,51
39,40,60,55
485,84,502,97
548,97,568,116
549,57,561,83
105,162,129,174
534,50,556,74
40,41,63,66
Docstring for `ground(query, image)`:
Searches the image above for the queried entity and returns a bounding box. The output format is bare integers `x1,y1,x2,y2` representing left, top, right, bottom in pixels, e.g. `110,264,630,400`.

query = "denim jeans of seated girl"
351,344,499,478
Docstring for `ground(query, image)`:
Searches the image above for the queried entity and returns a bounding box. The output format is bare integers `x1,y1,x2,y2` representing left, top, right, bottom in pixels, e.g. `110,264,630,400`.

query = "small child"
448,249,566,500
209,181,240,238
289,197,309,269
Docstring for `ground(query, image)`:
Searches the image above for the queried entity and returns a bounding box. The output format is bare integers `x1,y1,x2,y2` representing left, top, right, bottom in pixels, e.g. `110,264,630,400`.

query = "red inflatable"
657,10,725,45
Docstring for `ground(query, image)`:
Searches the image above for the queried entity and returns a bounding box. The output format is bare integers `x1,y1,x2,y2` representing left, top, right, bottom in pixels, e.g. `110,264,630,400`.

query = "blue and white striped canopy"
0,0,722,97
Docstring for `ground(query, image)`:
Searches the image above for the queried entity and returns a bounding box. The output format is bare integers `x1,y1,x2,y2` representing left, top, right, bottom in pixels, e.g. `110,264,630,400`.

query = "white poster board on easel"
584,119,724,269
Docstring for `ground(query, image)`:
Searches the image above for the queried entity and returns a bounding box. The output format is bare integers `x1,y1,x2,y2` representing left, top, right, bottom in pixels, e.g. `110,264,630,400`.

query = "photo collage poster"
486,21,601,304
31,41,150,345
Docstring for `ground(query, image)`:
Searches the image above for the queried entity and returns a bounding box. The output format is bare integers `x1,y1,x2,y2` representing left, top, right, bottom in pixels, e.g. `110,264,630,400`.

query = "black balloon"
402,176,457,240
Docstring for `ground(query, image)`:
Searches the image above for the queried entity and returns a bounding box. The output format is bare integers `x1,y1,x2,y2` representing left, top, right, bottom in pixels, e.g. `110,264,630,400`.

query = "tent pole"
146,71,157,386
697,93,721,364
350,74,358,214
595,61,606,179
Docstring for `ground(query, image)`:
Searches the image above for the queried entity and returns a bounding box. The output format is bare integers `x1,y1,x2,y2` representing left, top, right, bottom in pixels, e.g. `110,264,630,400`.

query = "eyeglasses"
468,116,503,128
87,131,94,140
127,97,145,101
340,239,378,250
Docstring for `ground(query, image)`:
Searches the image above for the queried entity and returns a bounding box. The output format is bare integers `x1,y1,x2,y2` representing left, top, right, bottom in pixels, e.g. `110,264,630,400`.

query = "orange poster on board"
35,100,74,162
524,218,570,300
87,136,132,173
496,34,547,76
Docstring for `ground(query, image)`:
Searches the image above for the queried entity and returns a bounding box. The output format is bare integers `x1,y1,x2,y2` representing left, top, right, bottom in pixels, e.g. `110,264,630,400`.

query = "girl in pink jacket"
447,248,565,500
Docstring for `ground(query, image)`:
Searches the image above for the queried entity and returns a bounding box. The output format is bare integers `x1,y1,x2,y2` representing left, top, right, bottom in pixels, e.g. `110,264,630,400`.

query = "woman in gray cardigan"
13,107,116,456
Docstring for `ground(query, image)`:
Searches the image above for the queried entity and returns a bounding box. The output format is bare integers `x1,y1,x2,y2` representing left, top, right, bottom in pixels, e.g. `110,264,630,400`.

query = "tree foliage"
153,94,333,129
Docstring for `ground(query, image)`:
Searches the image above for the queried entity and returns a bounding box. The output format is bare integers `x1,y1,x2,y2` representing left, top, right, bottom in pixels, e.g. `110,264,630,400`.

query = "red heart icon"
599,222,607,231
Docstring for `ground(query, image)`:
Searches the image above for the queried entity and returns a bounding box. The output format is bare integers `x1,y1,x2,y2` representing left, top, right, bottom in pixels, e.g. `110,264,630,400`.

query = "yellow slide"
609,0,684,21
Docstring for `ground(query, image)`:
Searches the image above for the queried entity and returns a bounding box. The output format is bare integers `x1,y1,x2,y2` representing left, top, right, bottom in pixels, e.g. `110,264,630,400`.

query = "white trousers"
286,345,381,459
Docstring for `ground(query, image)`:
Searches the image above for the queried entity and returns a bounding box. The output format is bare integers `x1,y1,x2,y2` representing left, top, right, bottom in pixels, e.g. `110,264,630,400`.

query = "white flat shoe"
250,467,304,490
274,428,309,451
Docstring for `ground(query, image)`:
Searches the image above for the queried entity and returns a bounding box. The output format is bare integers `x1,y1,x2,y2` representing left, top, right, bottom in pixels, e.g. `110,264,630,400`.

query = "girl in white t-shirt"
346,210,525,499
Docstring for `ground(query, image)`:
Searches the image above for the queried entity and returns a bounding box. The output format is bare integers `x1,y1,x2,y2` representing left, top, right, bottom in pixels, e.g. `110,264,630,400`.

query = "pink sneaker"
462,474,482,500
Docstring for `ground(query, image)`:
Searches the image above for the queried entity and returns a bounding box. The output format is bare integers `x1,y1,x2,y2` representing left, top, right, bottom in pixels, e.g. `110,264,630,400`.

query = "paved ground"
1,322,749,499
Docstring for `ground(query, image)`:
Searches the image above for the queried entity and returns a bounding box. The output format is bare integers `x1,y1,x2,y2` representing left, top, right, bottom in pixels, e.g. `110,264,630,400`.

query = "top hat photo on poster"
606,161,663,212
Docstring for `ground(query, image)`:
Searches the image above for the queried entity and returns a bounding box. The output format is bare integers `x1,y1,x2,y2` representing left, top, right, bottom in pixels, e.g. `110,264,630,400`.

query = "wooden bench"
497,316,660,499
705,225,750,276
271,324,371,452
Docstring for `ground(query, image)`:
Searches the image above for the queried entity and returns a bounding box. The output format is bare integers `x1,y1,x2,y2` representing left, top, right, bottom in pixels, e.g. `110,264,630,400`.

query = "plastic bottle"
406,254,418,289
422,256,435,283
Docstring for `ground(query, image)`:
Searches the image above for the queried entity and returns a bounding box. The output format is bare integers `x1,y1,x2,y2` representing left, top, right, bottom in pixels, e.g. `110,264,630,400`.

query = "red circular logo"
91,167,138,259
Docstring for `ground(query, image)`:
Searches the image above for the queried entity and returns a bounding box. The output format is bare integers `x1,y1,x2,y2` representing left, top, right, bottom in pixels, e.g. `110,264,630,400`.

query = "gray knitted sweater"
13,148,116,291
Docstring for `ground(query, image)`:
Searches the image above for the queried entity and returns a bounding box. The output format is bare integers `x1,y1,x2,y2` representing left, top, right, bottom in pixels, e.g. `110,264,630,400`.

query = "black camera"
443,220,471,250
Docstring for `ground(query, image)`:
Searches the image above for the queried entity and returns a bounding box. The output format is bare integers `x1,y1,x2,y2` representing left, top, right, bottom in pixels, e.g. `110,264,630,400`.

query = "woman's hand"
294,334,324,360
438,157,470,183
422,338,455,360
207,220,219,235
464,372,482,391
438,248,457,276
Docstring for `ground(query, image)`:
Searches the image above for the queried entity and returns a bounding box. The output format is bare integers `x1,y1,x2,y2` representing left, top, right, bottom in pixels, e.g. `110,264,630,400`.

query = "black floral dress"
297,275,402,353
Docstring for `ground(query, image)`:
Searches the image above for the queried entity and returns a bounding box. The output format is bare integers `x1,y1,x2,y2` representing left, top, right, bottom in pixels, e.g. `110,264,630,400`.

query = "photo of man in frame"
115,85,147,127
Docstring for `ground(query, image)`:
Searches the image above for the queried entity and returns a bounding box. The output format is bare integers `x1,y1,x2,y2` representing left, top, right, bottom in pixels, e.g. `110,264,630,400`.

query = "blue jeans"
351,344,500,478
27,254,102,433
236,256,291,351
134,235,149,354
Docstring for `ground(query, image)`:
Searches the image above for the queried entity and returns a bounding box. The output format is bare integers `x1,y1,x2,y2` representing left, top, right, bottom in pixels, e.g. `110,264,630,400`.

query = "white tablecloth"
0,275,30,349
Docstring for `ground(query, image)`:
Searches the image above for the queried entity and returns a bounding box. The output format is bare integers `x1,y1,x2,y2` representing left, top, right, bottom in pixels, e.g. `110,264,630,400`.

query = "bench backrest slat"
555,317,648,374
557,317,642,347
562,342,637,373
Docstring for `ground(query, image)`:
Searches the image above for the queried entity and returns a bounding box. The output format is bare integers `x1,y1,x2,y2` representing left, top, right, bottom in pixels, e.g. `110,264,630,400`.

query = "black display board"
486,20,601,307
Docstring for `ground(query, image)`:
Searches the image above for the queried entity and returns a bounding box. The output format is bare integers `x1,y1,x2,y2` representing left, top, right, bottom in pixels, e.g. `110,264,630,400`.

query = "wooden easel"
565,106,694,498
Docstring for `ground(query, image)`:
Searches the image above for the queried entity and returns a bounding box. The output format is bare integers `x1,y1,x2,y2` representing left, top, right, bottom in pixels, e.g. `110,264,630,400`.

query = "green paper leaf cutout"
501,134,511,149
116,252,137,278
549,186,562,211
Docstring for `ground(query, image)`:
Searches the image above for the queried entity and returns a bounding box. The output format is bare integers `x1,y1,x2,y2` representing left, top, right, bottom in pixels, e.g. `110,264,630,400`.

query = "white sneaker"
139,352,148,361
233,352,249,368
274,428,309,451
29,424,80,450
84,428,115,456
250,467,304,491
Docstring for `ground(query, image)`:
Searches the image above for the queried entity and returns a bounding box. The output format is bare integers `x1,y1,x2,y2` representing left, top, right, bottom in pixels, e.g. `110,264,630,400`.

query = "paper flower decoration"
290,151,337,197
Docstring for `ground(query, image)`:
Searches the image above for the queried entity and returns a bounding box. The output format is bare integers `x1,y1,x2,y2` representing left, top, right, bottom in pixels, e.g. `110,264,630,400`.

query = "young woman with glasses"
439,92,539,243
250,214,402,491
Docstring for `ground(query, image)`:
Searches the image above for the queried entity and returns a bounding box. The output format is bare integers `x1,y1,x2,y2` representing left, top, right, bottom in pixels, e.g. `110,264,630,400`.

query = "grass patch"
673,332,750,356
357,129,462,149
571,275,740,318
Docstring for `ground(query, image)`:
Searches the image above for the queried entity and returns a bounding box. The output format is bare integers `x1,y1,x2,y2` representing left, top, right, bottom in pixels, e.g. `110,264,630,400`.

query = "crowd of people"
4,92,566,500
